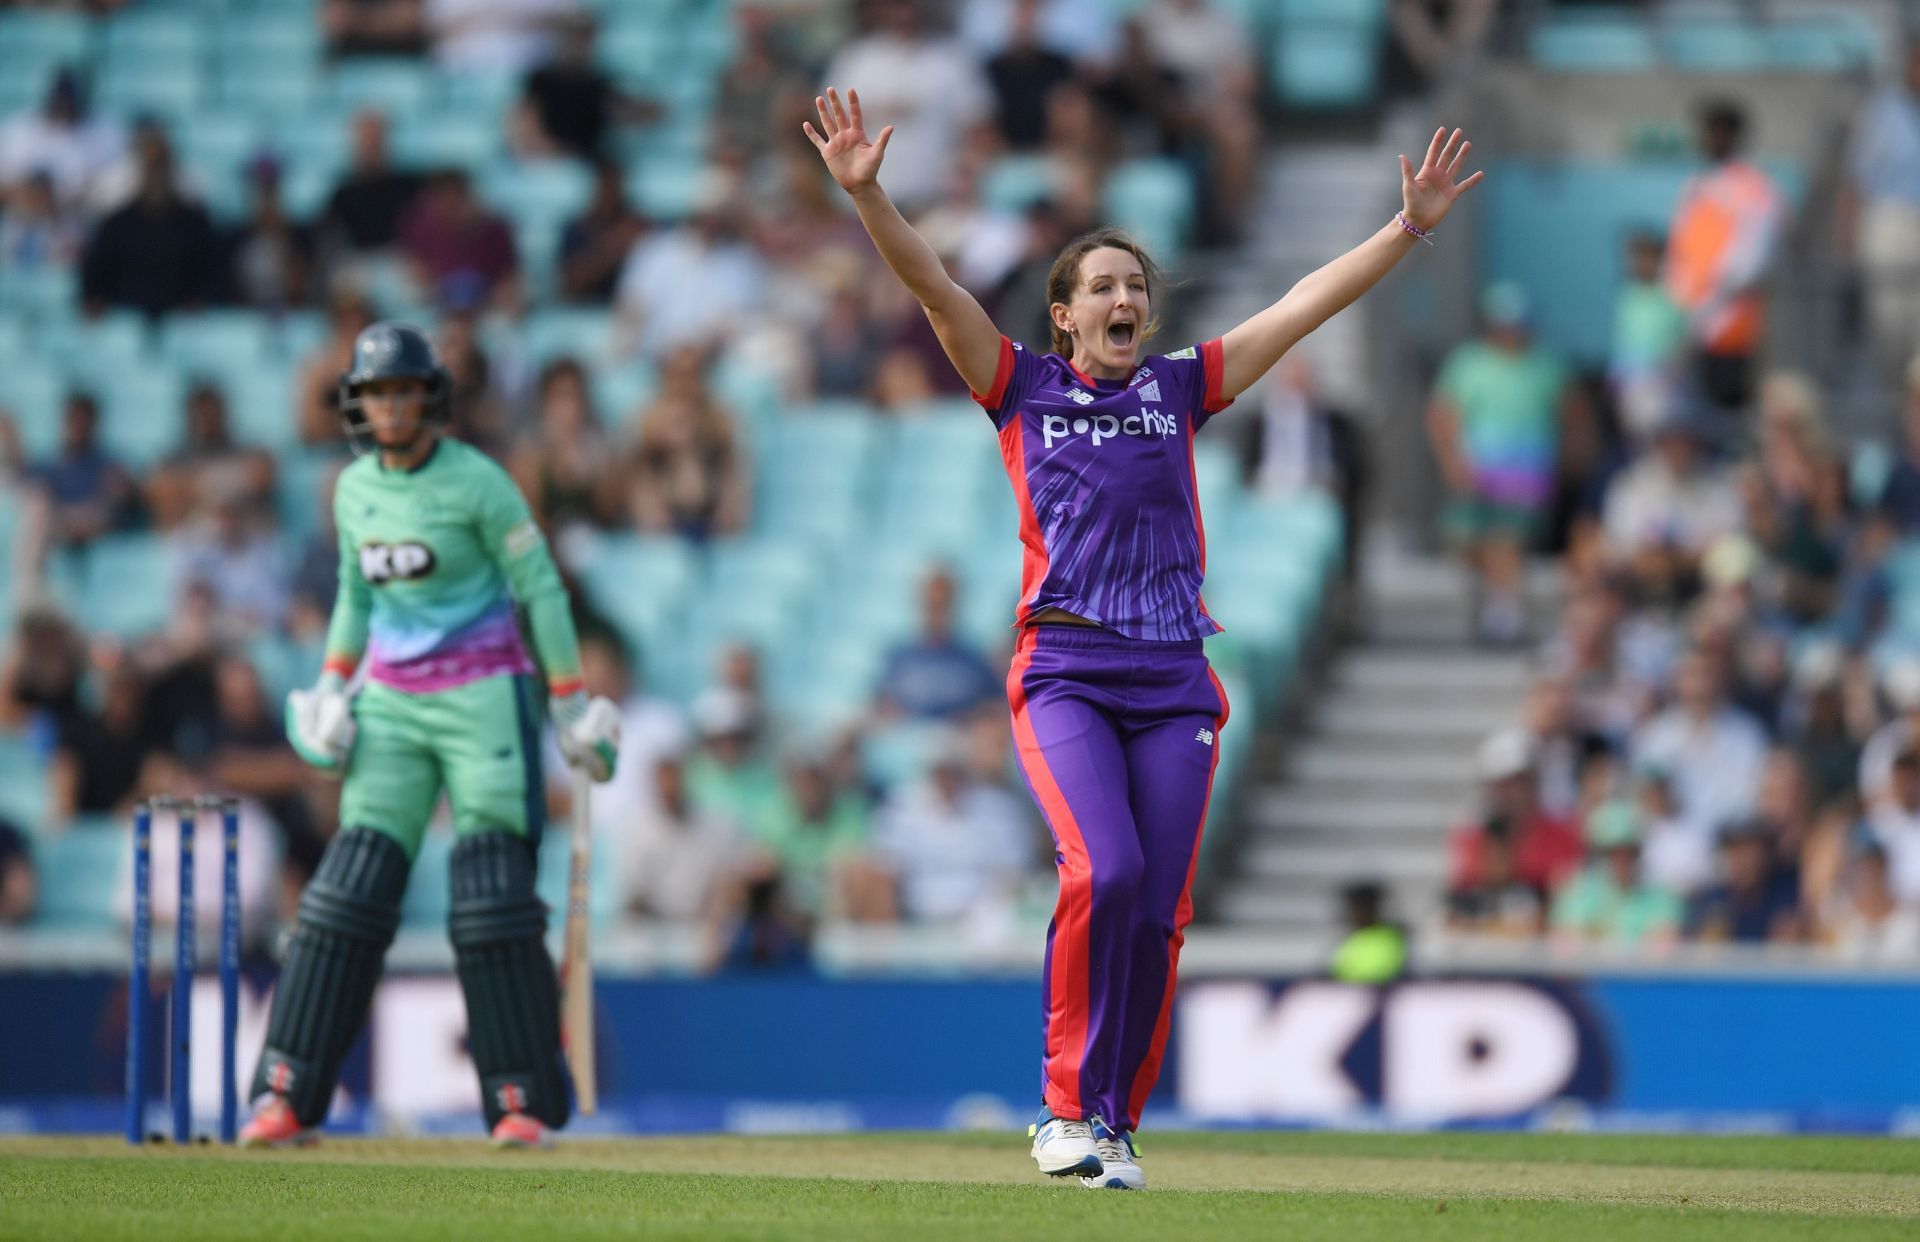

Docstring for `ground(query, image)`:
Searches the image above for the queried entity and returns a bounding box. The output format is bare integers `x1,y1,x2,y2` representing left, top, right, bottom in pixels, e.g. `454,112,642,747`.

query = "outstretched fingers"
1446,138,1472,180
1435,128,1464,174
848,87,866,134
1422,127,1445,172
1456,169,1486,194
827,87,851,134
814,95,838,139
802,120,826,152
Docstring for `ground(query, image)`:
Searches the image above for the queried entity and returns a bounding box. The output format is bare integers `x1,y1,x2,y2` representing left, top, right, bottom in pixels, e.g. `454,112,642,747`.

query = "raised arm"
1218,127,1484,402
805,87,1003,396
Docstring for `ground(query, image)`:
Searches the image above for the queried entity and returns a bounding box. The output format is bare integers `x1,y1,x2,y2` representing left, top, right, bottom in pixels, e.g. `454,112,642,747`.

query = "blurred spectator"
811,282,885,399
296,291,377,446
912,154,1029,297
0,816,34,926
686,688,783,838
1330,882,1408,983
1631,648,1768,844
147,382,278,532
1866,740,1920,903
319,111,426,259
558,159,647,304
168,488,292,637
1822,843,1920,957
1239,355,1369,584
985,0,1076,150
625,753,738,923
748,747,875,922
0,607,86,731
513,14,656,162
1519,673,1600,819
1092,20,1181,161
1137,0,1257,236
1869,355,1920,544
203,654,322,881
1609,232,1688,443
1385,0,1499,87
511,357,615,532
436,312,512,455
221,154,314,312
616,172,763,360
1782,643,1863,810
1444,826,1544,938
0,172,84,271
876,568,998,721
78,129,219,317
708,866,812,973
961,0,1118,63
712,642,767,724
1450,728,1584,894
1685,819,1803,944
1742,373,1846,625
1601,404,1740,601
872,735,1033,926
1549,802,1682,950
324,0,429,58
1426,283,1576,644
620,345,750,540
0,69,123,210
24,392,139,554
1663,100,1783,416
823,0,994,213
1842,37,1920,385
1634,762,1715,896
399,169,521,314
427,0,581,75
138,580,225,761
49,658,157,820
713,4,814,166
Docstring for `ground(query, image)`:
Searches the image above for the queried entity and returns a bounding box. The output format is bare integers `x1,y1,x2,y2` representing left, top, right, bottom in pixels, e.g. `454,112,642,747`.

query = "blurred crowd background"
3,0,1919,974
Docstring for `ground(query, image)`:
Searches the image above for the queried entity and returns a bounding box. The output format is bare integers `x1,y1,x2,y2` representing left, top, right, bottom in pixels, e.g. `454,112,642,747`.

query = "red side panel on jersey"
1200,338,1233,414
969,336,1018,412
1184,416,1219,631
998,415,1049,628
1008,628,1093,1121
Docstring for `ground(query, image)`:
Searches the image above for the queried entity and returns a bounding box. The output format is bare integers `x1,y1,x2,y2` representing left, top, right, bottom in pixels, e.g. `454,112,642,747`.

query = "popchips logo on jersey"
360,541,437,584
1041,408,1180,449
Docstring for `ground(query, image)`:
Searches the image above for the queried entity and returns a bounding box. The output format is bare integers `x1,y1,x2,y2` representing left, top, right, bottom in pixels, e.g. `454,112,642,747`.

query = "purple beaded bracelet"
1396,211,1435,245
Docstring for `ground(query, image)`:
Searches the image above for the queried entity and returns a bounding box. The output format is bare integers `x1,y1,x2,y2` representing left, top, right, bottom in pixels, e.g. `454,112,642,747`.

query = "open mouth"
1106,321,1136,349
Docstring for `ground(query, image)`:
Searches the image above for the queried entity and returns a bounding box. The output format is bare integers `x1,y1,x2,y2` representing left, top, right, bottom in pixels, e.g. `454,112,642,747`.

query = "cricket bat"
561,769,597,1115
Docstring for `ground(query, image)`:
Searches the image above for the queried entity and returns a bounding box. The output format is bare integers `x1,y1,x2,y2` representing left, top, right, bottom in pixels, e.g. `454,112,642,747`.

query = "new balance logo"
1195,728,1214,746
1066,388,1095,406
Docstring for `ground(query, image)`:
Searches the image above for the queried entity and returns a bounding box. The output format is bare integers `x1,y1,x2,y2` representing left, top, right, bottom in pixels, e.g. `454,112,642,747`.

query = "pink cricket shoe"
489,1113,554,1150
237,1095,319,1149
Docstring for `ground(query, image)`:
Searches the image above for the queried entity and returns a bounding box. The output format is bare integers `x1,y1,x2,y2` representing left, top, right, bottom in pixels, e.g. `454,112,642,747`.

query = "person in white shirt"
0,70,123,211
823,0,993,212
615,173,765,360
1631,647,1768,845
1603,402,1741,597
624,752,741,923
427,0,580,74
872,736,1035,925
1858,657,1920,806
1824,842,1920,958
1867,743,1920,904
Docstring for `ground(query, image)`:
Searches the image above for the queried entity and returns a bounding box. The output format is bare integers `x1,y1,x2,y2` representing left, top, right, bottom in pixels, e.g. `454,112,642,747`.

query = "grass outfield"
3,1131,1919,1240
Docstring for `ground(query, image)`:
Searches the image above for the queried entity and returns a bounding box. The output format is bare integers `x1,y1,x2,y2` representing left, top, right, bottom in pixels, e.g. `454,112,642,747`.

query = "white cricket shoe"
1029,1108,1102,1178
1081,1118,1144,1190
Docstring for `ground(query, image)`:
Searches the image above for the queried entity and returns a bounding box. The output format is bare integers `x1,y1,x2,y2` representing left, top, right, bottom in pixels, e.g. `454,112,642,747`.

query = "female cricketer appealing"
807,88,1481,1188
238,322,622,1149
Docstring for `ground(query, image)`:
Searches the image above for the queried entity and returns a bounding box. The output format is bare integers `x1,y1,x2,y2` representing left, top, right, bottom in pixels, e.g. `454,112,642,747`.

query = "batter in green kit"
240,322,622,1151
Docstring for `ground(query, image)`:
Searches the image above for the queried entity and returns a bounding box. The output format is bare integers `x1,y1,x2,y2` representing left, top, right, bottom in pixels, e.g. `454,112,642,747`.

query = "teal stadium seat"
71,533,172,640
1663,19,1770,73
0,13,94,79
0,735,50,835
218,64,321,119
592,360,660,423
981,155,1058,214
161,310,273,381
100,371,187,469
524,308,618,369
1767,16,1880,73
220,365,300,456
94,61,206,124
330,58,435,115
34,821,125,928
102,13,208,63
1270,20,1381,110
572,532,697,677
393,110,502,171
0,267,77,320
625,158,708,223
43,311,149,374
0,364,65,458
1528,13,1658,72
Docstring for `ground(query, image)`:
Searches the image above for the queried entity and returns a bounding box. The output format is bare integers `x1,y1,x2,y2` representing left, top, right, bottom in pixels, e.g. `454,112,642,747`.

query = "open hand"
803,87,893,196
1400,127,1484,233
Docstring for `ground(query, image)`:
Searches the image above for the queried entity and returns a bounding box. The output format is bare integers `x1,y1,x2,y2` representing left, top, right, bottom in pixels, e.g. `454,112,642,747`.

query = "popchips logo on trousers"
1041,409,1180,448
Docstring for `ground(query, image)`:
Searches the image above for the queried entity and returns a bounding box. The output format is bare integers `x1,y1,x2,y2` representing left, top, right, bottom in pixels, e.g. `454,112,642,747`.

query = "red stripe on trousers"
1123,666,1232,1127
1008,627,1093,1120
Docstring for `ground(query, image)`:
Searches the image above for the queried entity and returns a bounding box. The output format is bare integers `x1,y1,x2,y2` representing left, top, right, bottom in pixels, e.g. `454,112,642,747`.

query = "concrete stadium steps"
1210,540,1554,938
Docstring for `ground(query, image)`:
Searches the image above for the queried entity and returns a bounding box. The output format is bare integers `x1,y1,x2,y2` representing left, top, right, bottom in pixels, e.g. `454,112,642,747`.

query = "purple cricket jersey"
972,336,1234,642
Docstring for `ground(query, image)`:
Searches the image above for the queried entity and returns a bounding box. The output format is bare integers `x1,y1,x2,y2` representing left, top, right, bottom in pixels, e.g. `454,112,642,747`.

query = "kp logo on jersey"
360,541,437,584
1041,408,1179,448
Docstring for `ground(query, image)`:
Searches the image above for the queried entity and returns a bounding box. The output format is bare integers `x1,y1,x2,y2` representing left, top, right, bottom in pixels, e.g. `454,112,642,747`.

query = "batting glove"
553,691,621,783
286,671,357,771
